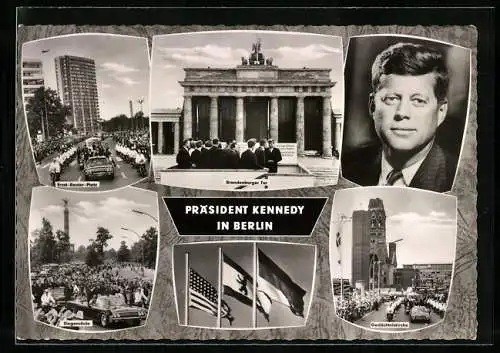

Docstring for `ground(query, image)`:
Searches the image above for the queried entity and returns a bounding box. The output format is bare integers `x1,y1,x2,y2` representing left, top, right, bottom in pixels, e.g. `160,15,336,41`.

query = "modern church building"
351,198,399,292
151,40,342,158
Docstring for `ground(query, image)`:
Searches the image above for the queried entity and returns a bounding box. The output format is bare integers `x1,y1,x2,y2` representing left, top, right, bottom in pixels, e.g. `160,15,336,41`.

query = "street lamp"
131,209,158,222
121,227,144,266
137,97,144,130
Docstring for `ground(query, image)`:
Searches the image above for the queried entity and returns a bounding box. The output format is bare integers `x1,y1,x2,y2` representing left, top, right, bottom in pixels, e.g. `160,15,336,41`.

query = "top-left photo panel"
21,34,151,191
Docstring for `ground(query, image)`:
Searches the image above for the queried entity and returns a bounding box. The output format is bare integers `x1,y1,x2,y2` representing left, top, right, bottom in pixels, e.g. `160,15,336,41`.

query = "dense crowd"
31,262,154,327
336,290,448,323
174,137,283,172
336,291,382,322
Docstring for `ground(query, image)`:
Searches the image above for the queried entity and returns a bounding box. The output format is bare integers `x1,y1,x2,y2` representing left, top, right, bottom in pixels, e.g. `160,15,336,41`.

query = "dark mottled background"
15,25,477,341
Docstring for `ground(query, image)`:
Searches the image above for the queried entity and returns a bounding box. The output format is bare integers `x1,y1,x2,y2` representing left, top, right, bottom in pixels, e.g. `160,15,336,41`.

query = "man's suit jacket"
265,147,283,173
207,146,223,169
176,147,191,169
223,149,240,169
341,142,457,192
240,149,262,170
255,147,266,168
190,149,202,168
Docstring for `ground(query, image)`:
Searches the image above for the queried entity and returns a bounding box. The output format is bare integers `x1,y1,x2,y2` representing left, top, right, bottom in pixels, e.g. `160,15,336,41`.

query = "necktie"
386,169,403,186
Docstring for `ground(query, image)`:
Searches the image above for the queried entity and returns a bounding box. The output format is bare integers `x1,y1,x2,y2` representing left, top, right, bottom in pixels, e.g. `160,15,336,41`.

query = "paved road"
36,137,150,191
352,302,443,331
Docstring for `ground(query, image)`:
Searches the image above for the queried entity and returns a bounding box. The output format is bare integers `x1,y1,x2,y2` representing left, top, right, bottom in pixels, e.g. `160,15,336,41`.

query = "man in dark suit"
207,138,223,169
240,139,265,170
190,140,203,168
225,142,240,169
198,140,211,168
341,42,457,192
265,139,283,173
255,139,268,169
176,139,192,169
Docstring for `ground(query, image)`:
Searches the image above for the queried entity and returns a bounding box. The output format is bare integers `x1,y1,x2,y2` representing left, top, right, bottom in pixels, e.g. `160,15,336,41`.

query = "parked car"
65,295,147,328
84,156,115,180
410,305,431,323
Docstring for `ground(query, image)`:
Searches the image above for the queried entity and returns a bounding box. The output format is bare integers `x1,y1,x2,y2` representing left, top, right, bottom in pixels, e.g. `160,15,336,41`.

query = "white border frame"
27,185,161,334
328,186,458,333
20,33,153,193
172,240,317,330
340,34,472,192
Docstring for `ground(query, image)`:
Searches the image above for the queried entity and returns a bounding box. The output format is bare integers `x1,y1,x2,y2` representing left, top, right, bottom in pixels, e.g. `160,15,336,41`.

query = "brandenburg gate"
151,40,342,158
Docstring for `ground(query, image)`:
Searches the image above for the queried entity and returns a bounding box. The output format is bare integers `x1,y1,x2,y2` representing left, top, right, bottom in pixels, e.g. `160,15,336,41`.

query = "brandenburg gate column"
322,96,333,157
209,96,219,139
235,97,244,143
296,95,305,156
270,96,279,141
173,121,180,154
157,121,164,154
183,96,192,139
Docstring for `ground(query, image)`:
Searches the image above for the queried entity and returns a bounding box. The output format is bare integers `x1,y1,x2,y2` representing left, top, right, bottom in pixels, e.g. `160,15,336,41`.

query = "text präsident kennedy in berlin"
342,42,458,192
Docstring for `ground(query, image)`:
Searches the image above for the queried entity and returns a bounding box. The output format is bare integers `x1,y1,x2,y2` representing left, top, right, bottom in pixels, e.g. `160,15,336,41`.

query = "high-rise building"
351,209,370,290
22,59,45,106
55,55,100,135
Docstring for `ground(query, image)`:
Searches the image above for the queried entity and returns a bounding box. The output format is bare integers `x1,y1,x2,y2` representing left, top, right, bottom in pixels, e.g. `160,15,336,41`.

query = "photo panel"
29,186,159,332
341,35,471,193
22,34,151,191
150,30,344,191
173,241,316,329
329,187,457,332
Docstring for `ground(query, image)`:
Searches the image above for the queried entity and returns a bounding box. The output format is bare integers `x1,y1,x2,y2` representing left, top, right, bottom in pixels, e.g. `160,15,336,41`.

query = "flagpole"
252,242,257,328
184,252,189,326
217,247,222,328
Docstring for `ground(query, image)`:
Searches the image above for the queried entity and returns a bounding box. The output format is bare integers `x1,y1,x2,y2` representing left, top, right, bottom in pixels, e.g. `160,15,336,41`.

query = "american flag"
189,268,234,325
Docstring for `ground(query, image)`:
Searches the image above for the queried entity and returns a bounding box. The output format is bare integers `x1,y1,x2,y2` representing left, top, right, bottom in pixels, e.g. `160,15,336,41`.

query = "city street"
36,137,150,191
353,302,443,331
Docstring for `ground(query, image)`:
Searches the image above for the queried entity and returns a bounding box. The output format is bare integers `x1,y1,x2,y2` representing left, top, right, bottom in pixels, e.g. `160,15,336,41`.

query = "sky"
151,30,344,113
329,188,457,281
29,186,159,251
22,34,150,120
173,242,316,329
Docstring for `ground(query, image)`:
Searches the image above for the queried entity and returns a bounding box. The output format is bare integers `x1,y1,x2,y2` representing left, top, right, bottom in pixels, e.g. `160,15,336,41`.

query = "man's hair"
182,138,190,146
204,140,212,148
230,142,236,149
371,42,449,102
212,138,219,145
259,139,267,147
195,140,203,148
247,139,256,148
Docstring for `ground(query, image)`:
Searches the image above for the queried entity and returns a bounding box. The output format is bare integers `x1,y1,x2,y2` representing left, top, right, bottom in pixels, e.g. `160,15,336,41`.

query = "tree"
94,227,113,255
141,227,158,269
74,245,87,262
25,87,71,141
85,242,102,267
54,230,72,263
116,241,131,263
104,248,117,262
30,218,57,265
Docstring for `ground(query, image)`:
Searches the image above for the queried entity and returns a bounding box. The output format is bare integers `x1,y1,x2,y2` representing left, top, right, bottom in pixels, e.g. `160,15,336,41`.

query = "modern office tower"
55,55,100,135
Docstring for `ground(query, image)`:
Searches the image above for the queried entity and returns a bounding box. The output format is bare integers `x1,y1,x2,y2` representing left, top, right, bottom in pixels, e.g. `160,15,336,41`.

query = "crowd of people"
32,137,84,164
336,291,382,322
174,137,283,172
31,262,154,327
336,290,448,323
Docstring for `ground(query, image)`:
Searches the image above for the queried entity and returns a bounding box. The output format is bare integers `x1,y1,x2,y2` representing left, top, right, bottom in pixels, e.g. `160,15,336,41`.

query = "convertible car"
410,305,431,323
84,156,115,180
65,295,147,328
